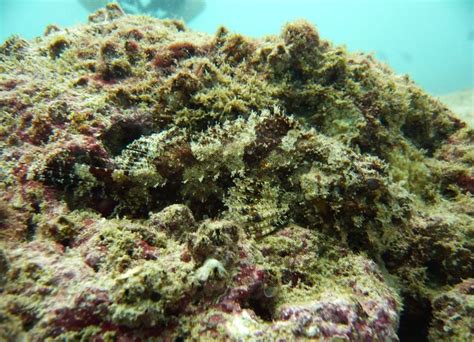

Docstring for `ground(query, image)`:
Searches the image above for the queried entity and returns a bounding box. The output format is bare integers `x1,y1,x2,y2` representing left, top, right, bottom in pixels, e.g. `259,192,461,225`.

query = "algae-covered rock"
429,279,474,341
0,3,472,340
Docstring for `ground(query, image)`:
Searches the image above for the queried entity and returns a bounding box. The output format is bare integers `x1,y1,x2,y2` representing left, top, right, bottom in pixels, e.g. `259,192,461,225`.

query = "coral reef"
0,3,472,340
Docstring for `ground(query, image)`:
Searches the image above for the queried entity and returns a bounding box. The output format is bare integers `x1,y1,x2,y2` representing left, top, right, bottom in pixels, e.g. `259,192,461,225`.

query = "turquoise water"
1,0,473,95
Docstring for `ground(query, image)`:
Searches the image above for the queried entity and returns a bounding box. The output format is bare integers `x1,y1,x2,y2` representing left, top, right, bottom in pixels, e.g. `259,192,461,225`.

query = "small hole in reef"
242,294,275,322
150,291,162,302
101,117,152,156
397,295,432,342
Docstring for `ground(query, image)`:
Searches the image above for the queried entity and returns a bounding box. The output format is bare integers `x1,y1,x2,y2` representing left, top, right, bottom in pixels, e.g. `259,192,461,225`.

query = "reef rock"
0,3,472,341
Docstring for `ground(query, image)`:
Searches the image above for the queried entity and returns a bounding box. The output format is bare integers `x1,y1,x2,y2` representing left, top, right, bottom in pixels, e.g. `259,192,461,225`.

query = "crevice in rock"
246,297,274,322
397,295,433,342
101,117,153,156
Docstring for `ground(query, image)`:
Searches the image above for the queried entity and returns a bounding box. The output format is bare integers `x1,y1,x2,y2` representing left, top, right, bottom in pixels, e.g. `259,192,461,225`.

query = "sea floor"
440,88,474,127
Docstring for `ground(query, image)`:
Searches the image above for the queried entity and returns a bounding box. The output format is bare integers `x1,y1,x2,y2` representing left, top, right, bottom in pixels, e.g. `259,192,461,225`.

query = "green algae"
0,3,472,340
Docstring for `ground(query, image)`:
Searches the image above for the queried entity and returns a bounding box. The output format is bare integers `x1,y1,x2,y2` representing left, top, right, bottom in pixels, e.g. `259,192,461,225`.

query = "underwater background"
1,0,473,95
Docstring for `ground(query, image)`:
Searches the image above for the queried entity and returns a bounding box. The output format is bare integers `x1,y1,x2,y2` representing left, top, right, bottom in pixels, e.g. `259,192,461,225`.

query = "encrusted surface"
0,4,472,341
